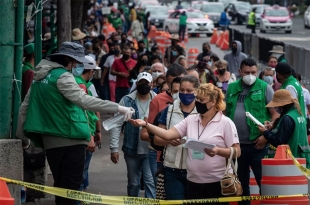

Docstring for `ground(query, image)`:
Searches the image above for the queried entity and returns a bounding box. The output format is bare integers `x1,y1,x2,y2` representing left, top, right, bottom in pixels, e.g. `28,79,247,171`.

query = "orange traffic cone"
220,31,229,50
274,145,290,159
210,28,218,44
184,28,188,43
148,26,157,39
216,31,224,47
0,180,14,205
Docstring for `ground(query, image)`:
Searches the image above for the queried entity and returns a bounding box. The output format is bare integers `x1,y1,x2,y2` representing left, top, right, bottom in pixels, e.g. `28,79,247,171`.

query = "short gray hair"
151,62,165,72
263,67,275,75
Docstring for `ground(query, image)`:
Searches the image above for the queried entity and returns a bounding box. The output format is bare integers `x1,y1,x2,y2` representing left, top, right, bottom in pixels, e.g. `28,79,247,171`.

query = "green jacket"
24,68,91,148
75,76,98,136
247,11,256,25
278,55,287,63
280,75,306,118
22,62,34,74
226,79,270,140
179,15,187,26
278,108,310,168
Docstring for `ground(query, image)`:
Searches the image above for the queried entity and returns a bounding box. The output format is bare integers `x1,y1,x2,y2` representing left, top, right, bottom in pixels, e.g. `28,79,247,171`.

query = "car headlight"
286,19,292,23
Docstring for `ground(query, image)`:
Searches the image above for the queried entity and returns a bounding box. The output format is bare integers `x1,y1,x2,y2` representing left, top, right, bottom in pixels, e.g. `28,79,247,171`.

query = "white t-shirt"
104,55,122,82
303,87,310,116
88,83,98,98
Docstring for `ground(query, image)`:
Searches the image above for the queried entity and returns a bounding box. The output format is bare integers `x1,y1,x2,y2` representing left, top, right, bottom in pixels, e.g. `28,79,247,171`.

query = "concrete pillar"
0,139,23,205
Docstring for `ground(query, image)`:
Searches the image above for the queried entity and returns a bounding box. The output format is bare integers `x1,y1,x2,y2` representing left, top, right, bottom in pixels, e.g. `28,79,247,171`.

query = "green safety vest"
75,76,98,136
24,68,91,148
226,78,270,141
280,75,306,119
276,108,310,168
179,15,187,26
247,11,255,26
22,61,34,74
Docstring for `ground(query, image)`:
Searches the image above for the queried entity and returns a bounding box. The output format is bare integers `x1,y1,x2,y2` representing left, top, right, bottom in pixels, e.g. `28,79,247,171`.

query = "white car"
260,5,293,34
163,9,214,37
304,6,310,29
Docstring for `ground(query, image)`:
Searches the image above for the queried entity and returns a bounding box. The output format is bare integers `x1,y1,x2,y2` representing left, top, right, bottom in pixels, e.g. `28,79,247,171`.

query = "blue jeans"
124,154,156,198
80,150,92,191
116,87,130,103
148,149,158,185
164,167,187,200
237,143,268,205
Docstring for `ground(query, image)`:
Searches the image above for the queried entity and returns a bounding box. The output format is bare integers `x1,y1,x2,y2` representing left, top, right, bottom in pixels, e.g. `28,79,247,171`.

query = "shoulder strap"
120,59,130,71
224,147,238,175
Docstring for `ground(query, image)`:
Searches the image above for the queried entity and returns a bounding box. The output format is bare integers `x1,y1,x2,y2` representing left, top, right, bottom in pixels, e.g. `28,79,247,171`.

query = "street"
229,17,310,49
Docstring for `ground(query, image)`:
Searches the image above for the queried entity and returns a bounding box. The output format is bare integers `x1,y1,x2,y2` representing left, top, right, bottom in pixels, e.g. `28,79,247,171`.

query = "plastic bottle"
102,114,125,131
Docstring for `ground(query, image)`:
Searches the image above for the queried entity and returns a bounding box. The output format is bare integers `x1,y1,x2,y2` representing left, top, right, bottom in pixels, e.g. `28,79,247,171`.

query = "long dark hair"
130,54,149,80
272,103,294,129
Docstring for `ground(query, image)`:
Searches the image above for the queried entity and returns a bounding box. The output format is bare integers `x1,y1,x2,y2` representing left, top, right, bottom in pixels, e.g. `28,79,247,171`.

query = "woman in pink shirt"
130,83,240,204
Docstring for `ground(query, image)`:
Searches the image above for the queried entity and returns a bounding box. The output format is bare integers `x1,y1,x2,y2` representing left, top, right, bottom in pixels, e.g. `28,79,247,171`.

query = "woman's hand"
264,121,273,130
258,125,267,133
129,119,146,127
204,147,219,157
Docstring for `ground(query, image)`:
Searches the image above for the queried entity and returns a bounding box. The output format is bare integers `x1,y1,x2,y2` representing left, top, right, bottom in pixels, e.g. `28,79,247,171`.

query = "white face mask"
242,74,257,85
263,76,274,85
272,53,282,59
137,36,143,41
152,72,163,80
172,92,179,101
149,43,154,48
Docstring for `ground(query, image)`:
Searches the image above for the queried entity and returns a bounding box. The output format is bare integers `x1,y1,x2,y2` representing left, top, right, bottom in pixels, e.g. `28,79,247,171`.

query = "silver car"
201,3,225,26
145,6,170,30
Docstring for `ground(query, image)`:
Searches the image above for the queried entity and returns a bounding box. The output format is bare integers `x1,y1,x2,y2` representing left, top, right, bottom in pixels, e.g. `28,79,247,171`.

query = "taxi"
163,8,214,37
191,1,208,10
260,5,293,33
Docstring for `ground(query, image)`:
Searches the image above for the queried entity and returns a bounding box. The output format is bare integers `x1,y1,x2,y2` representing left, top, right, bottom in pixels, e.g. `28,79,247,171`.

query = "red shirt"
148,91,173,123
112,58,137,88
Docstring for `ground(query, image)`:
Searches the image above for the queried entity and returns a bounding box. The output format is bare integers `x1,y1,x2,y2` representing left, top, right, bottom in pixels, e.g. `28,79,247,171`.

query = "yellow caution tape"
286,148,310,180
2,177,310,204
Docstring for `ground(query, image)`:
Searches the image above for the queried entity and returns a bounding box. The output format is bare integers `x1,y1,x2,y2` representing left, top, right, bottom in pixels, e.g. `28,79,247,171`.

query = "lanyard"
197,112,218,140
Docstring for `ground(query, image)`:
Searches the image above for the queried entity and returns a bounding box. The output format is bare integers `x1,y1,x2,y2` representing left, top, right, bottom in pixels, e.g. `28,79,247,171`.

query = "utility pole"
57,0,72,47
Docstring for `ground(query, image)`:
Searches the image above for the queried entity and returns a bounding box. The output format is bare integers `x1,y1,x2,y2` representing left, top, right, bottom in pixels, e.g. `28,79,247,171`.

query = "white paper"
184,138,215,153
245,112,265,128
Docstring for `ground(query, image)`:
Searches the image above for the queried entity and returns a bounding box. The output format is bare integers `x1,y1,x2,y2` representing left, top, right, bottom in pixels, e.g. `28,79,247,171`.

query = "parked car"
191,1,208,10
260,5,293,33
164,9,214,37
168,1,191,10
226,1,251,25
218,0,236,8
145,6,170,30
248,4,270,26
304,5,310,29
201,2,225,27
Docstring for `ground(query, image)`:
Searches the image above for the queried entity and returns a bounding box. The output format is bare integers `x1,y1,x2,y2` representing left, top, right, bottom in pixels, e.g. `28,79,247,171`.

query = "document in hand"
184,138,215,153
245,112,265,128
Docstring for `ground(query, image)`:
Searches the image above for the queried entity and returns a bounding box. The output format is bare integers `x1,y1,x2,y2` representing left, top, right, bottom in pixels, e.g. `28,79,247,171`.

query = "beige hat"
169,34,181,42
266,89,301,114
269,45,285,54
43,32,51,41
72,28,87,41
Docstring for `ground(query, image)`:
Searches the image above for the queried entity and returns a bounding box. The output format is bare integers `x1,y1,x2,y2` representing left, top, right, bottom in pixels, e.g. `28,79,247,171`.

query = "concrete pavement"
25,36,229,205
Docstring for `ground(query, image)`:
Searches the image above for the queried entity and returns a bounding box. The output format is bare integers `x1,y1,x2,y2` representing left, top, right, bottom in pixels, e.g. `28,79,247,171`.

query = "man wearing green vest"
247,8,256,34
22,43,35,101
257,89,310,168
226,58,279,205
16,42,134,205
179,11,187,42
275,62,306,119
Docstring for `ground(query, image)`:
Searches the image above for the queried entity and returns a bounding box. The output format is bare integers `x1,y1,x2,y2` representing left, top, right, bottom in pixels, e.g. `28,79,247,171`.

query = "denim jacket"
110,90,156,156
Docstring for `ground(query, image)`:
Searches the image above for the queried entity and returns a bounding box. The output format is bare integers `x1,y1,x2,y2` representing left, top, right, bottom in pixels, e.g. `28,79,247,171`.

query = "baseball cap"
84,55,101,70
137,72,152,83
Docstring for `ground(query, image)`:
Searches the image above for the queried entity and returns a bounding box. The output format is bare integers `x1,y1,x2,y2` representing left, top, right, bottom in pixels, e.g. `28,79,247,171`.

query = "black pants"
179,25,186,41
46,145,86,205
249,25,256,34
187,180,229,205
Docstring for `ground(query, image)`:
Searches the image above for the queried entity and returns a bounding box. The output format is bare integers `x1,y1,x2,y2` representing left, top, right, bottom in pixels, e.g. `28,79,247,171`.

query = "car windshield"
235,3,250,11
192,4,202,10
265,9,289,17
146,7,169,15
201,5,224,13
187,11,205,18
255,7,265,13
171,1,190,8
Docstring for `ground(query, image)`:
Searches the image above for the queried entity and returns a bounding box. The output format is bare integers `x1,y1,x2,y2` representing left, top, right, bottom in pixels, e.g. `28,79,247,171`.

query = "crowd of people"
18,1,310,205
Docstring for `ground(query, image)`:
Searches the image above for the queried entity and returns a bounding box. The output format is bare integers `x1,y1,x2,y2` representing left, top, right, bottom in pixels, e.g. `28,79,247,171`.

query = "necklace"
197,112,218,140
136,96,150,114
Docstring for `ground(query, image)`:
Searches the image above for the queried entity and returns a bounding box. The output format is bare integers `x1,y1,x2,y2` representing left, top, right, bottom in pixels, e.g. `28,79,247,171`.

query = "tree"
57,0,71,47
71,0,84,29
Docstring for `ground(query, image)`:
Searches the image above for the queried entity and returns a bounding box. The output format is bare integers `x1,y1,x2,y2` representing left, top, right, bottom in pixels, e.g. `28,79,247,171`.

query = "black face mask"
137,84,151,95
121,38,127,42
141,59,148,65
138,47,144,52
232,47,237,53
122,54,130,61
114,50,120,55
113,39,119,44
195,101,212,114
203,48,209,53
218,69,226,75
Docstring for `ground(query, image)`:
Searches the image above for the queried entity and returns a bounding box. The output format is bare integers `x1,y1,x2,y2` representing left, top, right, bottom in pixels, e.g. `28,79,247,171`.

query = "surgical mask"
172,92,179,101
137,36,143,41
195,101,212,114
218,69,226,75
242,74,256,86
207,61,212,67
137,84,151,95
268,63,277,68
152,72,163,80
263,76,273,85
179,93,195,105
172,50,178,57
275,107,283,114
72,63,85,76
272,53,282,59
132,54,138,59
149,43,154,48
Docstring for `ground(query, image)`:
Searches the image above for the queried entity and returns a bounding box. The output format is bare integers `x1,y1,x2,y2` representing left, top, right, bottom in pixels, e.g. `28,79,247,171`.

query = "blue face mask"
179,93,196,105
72,63,85,76
172,50,178,57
